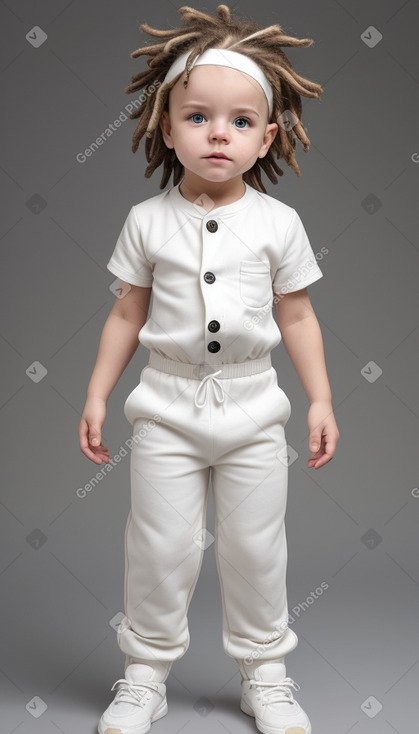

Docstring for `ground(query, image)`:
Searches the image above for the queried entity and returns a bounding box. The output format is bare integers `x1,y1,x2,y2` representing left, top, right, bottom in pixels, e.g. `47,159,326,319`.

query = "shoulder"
131,188,173,219
249,187,299,227
250,187,297,217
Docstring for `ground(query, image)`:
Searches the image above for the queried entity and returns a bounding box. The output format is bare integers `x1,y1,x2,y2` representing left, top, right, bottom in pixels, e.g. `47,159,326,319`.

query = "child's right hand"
79,397,110,465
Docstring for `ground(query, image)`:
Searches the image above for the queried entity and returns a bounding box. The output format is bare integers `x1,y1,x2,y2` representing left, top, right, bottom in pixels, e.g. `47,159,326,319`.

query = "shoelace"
248,676,301,705
194,370,225,408
110,678,159,708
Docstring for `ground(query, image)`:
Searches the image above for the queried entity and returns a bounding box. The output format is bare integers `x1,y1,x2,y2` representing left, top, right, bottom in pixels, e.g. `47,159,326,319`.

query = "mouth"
204,153,231,161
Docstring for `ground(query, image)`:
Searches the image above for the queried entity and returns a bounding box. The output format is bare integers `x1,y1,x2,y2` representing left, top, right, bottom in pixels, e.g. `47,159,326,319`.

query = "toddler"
79,5,339,734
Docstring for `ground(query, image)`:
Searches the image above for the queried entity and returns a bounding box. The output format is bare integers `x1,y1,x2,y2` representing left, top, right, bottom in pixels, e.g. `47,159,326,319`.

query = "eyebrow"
180,102,260,117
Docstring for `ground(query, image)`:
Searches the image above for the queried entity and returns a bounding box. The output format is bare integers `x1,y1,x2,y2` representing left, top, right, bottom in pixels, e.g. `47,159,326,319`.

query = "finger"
82,447,110,464
78,420,90,449
310,444,335,468
309,434,323,453
88,424,103,447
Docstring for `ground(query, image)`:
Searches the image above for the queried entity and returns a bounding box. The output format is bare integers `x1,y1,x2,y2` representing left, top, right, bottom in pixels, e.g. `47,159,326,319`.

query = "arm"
79,281,152,464
86,283,152,401
275,287,339,469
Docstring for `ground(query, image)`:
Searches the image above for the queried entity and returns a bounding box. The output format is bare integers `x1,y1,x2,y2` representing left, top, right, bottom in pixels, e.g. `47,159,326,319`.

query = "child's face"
160,64,278,188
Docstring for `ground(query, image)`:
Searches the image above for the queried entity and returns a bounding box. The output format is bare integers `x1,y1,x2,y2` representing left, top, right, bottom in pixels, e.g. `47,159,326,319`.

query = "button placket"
202,217,222,358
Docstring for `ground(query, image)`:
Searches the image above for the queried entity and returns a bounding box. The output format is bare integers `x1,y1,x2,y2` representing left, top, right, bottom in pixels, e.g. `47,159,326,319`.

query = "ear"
258,122,279,159
159,110,174,149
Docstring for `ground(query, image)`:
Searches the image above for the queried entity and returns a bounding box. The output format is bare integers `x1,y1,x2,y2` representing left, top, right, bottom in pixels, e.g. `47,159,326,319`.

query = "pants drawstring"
194,370,224,408
145,352,273,410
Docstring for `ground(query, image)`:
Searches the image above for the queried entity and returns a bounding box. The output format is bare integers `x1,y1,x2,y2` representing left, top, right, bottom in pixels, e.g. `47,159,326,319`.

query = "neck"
179,175,246,208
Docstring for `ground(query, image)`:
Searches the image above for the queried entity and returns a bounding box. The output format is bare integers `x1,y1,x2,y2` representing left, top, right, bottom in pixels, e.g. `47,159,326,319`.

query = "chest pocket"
240,259,273,308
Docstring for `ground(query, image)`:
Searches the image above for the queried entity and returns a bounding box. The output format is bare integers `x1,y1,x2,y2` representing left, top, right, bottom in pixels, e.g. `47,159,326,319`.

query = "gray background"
1,0,418,732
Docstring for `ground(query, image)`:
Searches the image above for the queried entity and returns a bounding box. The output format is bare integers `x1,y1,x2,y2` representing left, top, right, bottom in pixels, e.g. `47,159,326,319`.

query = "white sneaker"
98,663,168,734
240,662,311,734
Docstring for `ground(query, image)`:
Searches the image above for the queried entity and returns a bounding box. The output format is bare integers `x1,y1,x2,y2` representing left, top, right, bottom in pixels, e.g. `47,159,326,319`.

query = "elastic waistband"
148,352,272,380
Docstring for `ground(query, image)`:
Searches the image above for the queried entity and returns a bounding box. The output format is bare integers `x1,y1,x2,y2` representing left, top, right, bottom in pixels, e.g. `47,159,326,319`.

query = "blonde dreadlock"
124,4,323,193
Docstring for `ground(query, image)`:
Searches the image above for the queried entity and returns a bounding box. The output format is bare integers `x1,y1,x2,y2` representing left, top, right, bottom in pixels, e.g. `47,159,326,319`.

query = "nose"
208,117,230,143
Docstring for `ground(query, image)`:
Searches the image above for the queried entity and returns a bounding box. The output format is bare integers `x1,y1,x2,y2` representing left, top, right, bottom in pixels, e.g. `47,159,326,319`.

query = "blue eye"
189,113,250,127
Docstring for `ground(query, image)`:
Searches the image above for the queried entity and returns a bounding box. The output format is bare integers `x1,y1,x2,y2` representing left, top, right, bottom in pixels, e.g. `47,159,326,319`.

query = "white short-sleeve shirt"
106,182,323,365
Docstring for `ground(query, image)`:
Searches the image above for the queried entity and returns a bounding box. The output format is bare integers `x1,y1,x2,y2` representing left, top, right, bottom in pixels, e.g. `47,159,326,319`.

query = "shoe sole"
240,698,310,734
98,697,168,734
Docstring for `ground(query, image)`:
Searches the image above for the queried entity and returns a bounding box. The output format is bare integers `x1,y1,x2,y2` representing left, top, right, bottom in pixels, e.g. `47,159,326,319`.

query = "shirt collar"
169,180,256,218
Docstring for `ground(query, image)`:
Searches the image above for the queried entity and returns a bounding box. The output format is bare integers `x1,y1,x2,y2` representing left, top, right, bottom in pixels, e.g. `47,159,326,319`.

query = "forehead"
169,64,268,114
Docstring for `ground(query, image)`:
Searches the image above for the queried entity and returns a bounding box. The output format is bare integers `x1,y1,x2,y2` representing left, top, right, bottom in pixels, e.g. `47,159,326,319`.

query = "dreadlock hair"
124,4,323,193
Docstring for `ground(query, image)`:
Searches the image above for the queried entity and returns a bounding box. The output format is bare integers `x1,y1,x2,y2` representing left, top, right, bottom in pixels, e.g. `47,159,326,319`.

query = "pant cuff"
124,655,173,683
235,656,285,680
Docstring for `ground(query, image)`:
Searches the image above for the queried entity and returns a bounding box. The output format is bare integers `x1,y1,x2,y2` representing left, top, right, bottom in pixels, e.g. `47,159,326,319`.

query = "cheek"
168,137,193,166
166,127,185,151
235,131,260,154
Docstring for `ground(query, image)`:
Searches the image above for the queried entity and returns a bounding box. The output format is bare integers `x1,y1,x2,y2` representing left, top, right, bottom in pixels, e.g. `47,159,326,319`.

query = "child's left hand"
307,400,340,469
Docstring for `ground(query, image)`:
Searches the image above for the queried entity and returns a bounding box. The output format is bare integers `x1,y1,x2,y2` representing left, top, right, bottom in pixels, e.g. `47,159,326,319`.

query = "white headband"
163,46,273,117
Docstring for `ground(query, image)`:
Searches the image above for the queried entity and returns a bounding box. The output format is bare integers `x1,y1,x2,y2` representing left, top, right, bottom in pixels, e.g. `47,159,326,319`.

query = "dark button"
208,320,220,333
204,272,216,284
208,341,221,353
206,220,218,233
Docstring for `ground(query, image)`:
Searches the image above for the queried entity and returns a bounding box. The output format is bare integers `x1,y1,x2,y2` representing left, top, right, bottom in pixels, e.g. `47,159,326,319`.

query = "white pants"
117,352,298,678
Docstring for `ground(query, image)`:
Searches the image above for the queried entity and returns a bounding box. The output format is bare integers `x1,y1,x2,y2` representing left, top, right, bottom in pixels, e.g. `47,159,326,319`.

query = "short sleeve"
273,209,323,294
106,206,153,287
